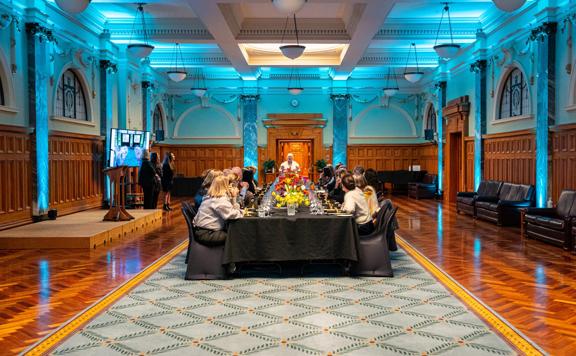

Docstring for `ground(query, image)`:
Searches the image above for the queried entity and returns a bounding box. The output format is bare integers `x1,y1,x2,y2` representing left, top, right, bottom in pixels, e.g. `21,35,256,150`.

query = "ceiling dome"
55,0,91,14
492,0,526,12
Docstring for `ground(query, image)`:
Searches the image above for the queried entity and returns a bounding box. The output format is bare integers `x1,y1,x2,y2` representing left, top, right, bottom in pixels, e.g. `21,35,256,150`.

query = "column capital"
470,59,488,73
141,80,153,90
25,22,56,43
99,60,118,74
240,94,260,102
329,94,350,101
529,22,558,42
435,81,447,90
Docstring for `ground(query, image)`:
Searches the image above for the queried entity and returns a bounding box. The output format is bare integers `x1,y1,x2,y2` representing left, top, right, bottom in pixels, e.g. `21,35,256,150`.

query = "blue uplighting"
473,238,481,259
436,86,444,194
332,95,348,166
39,260,50,302
242,96,259,180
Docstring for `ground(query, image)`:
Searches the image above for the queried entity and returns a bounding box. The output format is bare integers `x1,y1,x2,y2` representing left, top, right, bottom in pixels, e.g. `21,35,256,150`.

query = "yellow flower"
276,203,282,208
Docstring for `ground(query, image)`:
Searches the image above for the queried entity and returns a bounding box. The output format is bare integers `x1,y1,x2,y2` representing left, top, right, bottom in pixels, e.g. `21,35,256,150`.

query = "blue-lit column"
436,81,447,195
534,22,557,207
100,60,117,203
241,95,259,179
25,23,50,217
142,81,152,132
470,60,487,190
331,94,350,166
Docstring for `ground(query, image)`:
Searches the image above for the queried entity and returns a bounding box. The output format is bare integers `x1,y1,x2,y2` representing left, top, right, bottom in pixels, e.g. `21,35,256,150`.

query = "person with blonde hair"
194,169,223,207
192,175,243,246
354,174,378,217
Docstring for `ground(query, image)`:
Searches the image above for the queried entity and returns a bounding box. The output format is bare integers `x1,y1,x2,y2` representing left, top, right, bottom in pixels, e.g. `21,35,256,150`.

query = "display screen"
109,128,151,167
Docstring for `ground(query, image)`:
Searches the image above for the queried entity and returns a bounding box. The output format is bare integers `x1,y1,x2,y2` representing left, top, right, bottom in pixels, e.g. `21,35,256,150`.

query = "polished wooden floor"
0,197,575,354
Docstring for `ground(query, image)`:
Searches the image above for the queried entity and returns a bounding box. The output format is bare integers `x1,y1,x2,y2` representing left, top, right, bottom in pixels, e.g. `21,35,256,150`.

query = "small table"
225,209,360,265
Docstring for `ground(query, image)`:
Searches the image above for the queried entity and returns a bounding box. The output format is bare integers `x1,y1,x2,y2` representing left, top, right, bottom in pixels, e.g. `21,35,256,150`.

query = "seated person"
242,168,256,194
329,168,347,203
279,153,300,173
319,165,335,190
341,174,375,236
354,174,378,218
364,168,381,194
194,169,223,207
192,175,243,246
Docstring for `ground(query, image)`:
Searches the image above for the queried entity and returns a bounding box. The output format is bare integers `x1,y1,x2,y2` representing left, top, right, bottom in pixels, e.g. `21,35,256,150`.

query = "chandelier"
433,3,460,60
287,68,303,95
167,43,187,82
127,3,154,59
55,0,91,14
492,0,526,12
271,0,307,14
280,14,305,60
191,68,207,97
404,43,424,83
383,68,399,97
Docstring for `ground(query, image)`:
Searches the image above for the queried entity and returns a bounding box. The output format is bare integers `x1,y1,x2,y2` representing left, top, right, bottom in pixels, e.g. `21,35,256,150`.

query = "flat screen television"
109,128,151,167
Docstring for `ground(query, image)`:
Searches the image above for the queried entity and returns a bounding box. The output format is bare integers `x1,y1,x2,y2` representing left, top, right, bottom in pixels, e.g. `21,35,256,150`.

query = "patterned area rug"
50,250,517,355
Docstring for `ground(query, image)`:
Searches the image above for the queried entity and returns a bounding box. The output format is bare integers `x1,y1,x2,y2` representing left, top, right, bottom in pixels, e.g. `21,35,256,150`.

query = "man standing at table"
280,153,300,173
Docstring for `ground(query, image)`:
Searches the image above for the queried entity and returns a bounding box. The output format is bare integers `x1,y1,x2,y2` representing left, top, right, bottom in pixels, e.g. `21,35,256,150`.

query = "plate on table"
335,213,352,217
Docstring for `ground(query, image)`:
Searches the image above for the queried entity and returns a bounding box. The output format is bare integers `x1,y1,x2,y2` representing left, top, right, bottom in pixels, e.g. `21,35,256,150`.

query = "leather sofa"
475,183,535,226
377,170,427,194
572,220,576,253
456,180,503,217
408,174,437,199
524,190,576,250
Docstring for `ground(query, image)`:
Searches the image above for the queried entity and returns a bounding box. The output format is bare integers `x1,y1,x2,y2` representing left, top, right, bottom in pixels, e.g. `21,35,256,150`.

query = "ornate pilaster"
330,94,350,166
241,95,259,178
470,59,487,191
531,22,557,206
435,81,447,195
142,81,152,132
26,22,50,216
100,59,117,203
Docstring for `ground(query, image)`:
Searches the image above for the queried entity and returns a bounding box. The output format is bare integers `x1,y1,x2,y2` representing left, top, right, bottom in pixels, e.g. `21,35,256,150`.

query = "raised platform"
0,209,163,249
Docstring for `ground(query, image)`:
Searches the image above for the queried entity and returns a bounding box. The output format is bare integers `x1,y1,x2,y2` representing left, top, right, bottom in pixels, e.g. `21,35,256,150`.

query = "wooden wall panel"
551,124,576,202
49,132,104,216
482,130,535,185
347,144,438,173
157,144,243,177
0,125,32,229
464,137,475,192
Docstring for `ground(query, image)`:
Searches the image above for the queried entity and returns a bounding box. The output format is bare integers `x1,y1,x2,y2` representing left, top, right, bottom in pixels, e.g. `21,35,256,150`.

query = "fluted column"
470,60,487,191
436,81,447,195
331,94,350,166
142,81,152,132
241,95,259,178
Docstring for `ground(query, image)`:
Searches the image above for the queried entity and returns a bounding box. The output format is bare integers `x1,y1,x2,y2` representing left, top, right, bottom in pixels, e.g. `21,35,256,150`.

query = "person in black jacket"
139,150,160,209
150,152,162,209
161,151,175,211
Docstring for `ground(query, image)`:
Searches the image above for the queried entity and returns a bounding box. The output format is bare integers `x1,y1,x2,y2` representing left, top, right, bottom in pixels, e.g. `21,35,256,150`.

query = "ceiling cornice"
236,18,350,41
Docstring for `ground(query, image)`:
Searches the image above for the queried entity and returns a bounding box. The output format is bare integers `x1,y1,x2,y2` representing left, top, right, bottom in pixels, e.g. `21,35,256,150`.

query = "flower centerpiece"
271,169,310,215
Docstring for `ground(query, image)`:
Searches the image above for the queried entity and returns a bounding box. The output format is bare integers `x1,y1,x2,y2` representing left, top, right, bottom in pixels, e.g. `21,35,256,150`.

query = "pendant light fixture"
433,3,460,60
271,0,307,14
127,3,154,59
404,42,424,83
167,43,187,82
383,68,399,97
287,67,303,95
280,14,306,60
191,68,207,97
492,0,526,12
55,0,91,14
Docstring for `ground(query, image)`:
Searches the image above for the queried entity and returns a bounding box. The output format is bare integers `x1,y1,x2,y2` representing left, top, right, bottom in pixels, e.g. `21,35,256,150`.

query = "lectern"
103,166,134,221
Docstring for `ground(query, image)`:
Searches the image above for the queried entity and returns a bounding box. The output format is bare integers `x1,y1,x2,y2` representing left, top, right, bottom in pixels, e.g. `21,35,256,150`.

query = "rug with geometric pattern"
50,249,518,355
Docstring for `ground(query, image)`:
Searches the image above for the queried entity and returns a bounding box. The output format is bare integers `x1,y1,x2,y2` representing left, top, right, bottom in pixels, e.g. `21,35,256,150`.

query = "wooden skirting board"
0,209,163,249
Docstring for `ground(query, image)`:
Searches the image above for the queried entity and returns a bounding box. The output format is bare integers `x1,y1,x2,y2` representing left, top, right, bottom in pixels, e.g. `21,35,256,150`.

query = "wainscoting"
48,131,104,216
347,143,438,173
482,130,535,186
551,124,576,202
0,125,32,230
156,144,244,178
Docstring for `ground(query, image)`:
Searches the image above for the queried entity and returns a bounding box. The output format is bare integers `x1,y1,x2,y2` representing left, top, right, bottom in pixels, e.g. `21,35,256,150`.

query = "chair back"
383,207,399,251
499,183,534,202
181,206,197,239
477,180,502,198
374,205,389,233
559,190,576,216
422,174,437,185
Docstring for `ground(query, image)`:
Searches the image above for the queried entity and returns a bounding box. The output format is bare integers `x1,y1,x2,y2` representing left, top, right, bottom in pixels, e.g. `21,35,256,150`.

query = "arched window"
425,104,436,132
153,104,164,132
55,70,88,120
0,75,5,106
498,67,530,120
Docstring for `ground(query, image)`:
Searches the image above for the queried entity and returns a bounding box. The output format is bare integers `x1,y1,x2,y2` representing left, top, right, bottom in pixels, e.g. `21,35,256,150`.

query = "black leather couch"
524,190,576,250
377,170,427,194
572,220,576,253
456,180,503,217
408,174,437,199
475,183,535,226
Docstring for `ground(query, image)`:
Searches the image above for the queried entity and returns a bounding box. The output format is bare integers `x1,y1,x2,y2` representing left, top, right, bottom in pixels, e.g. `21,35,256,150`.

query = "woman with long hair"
161,152,175,211
138,150,160,209
150,152,162,209
194,169,223,207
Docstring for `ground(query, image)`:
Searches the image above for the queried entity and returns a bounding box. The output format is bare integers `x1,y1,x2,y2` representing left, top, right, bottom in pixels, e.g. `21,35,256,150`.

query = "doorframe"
442,97,470,202
277,139,314,176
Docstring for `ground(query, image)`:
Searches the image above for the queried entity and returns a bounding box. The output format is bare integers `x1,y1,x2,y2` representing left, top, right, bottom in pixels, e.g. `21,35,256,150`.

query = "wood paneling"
49,132,104,216
551,124,576,202
443,96,470,202
156,144,243,177
482,130,535,185
464,137,475,192
347,143,437,172
0,125,32,229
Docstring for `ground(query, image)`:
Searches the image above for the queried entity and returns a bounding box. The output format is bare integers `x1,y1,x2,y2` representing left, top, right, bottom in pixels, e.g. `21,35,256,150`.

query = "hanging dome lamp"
280,14,306,60
383,68,399,97
191,68,207,97
492,0,526,12
404,42,424,83
433,3,460,60
271,0,307,14
287,67,303,95
167,43,187,82
127,3,155,59
55,0,91,14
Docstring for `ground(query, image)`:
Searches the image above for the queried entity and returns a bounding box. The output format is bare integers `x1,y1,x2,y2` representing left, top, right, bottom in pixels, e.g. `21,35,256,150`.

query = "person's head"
141,149,150,161
150,152,159,164
223,168,232,176
353,174,367,190
231,166,243,178
226,173,239,186
287,153,294,163
341,174,356,193
364,169,379,189
163,152,175,165
353,166,365,175
322,166,334,178
202,169,223,189
207,175,229,198
242,168,254,183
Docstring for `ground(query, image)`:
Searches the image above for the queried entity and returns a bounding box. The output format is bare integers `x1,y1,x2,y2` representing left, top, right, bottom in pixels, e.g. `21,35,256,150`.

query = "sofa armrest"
498,200,533,208
476,196,499,203
524,207,556,216
456,191,476,198
416,183,436,190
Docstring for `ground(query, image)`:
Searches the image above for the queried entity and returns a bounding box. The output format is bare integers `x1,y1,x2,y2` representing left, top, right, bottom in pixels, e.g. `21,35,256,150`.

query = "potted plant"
315,159,327,172
263,159,276,173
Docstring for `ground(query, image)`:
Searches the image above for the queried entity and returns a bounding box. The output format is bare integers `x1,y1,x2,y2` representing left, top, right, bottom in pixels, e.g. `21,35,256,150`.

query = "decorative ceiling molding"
149,54,232,67
236,18,350,41
358,54,438,66
374,25,478,40
109,27,213,41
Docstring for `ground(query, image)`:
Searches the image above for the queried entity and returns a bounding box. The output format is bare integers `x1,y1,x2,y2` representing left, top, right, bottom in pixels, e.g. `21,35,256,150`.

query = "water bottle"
547,197,553,208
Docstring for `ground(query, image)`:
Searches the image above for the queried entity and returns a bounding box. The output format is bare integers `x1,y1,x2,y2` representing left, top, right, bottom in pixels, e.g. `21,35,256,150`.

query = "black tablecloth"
224,210,360,264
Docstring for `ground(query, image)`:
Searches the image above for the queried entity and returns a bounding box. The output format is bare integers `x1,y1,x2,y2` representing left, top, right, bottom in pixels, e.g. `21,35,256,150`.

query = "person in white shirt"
193,175,243,246
279,153,301,173
341,174,375,235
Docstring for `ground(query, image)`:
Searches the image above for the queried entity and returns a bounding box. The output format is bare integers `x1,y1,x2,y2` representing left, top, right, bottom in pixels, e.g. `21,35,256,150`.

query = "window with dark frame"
498,68,530,120
0,75,5,106
425,104,437,133
55,70,88,121
153,104,164,133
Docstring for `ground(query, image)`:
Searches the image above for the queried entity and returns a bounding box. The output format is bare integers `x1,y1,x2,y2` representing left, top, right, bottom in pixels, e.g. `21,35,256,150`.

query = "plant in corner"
315,159,327,172
263,159,276,173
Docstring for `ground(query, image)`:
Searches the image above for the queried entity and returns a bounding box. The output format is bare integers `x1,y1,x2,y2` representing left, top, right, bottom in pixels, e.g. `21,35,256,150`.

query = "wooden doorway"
443,96,470,202
278,140,313,177
448,132,462,202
